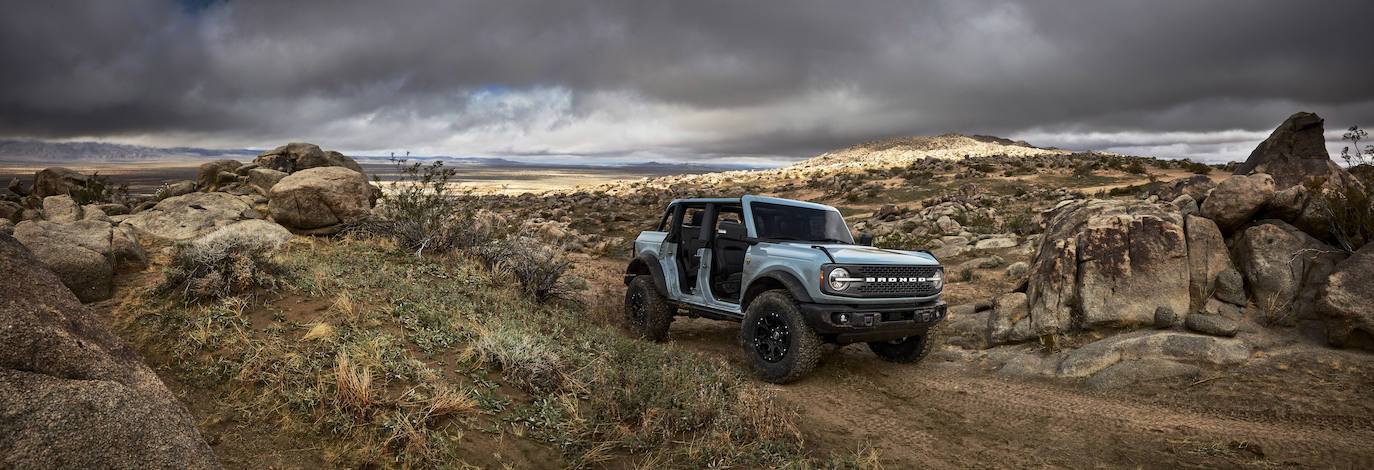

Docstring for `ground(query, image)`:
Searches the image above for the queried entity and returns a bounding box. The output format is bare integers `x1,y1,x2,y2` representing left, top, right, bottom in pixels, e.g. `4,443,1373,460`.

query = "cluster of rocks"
2,142,376,302
948,112,1373,360
0,233,219,468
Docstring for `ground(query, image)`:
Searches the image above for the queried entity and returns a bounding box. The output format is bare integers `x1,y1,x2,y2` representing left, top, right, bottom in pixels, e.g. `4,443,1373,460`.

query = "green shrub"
373,158,491,256
1125,160,1147,175
1318,185,1374,253
874,232,934,251
1185,161,1213,175
1005,213,1039,236
70,171,129,204
1073,165,1095,178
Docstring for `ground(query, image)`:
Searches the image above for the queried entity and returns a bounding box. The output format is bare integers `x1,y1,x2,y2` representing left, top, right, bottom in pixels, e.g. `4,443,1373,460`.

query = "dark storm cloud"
1,0,1371,163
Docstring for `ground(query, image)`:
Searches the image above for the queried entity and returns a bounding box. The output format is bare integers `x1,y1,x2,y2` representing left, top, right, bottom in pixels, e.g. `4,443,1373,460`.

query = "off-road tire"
624,275,673,341
866,326,937,364
741,290,822,384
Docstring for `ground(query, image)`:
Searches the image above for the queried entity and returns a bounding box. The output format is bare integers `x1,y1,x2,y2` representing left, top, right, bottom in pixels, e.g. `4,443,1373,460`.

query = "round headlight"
828,267,851,291
928,270,944,291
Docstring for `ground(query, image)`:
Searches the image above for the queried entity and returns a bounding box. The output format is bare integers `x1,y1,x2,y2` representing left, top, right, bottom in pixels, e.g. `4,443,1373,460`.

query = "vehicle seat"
712,219,748,297
678,211,706,288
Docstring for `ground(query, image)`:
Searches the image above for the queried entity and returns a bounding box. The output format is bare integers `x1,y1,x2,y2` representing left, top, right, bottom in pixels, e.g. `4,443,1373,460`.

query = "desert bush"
158,223,291,301
1317,185,1374,253
1005,213,1039,236
1125,160,1147,175
1073,165,1095,178
70,171,129,205
1184,160,1213,175
372,158,493,256
475,235,577,302
471,323,565,390
874,232,935,251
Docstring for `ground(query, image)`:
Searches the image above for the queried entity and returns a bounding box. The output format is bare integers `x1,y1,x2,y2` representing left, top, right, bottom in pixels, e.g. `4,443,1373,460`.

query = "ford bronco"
623,195,946,383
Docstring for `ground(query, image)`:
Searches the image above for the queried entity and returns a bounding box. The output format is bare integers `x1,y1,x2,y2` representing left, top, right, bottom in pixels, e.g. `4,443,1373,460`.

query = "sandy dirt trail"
666,317,1374,469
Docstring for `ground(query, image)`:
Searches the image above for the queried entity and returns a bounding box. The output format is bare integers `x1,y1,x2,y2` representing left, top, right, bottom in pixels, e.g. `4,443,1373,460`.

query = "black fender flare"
625,254,670,297
742,269,815,309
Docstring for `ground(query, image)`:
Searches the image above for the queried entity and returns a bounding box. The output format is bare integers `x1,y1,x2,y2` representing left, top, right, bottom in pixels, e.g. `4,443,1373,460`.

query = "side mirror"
717,220,748,241
859,233,874,246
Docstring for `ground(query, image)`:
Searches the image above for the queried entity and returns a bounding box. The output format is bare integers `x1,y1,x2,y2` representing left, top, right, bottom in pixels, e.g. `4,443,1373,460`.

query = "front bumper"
797,300,946,345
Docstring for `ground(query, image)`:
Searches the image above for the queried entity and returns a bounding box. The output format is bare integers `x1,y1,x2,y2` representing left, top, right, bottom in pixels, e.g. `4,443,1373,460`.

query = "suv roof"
667,195,837,212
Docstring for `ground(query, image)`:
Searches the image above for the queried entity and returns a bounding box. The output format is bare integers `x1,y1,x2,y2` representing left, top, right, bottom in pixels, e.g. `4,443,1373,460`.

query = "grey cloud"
0,0,1371,163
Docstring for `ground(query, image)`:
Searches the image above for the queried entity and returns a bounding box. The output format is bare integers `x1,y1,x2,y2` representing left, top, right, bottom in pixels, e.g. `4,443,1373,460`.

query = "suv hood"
794,243,941,266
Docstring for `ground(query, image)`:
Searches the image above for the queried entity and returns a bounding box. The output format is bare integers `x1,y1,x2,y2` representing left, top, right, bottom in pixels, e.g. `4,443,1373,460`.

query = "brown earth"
662,316,1374,469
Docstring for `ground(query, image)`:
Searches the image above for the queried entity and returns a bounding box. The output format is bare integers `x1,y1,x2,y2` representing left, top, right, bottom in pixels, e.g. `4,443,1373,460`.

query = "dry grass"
334,351,376,413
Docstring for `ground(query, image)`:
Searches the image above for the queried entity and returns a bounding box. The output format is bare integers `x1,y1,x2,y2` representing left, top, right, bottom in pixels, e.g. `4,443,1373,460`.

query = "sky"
1,0,1371,165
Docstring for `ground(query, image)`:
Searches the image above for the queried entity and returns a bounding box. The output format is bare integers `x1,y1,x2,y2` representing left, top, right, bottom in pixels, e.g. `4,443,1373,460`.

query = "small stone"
1186,314,1239,337
1172,194,1198,217
1005,261,1029,277
1214,267,1246,306
1154,306,1178,329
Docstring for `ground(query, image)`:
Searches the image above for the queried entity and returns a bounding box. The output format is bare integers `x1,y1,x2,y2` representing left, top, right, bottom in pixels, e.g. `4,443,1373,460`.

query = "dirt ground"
662,316,1374,469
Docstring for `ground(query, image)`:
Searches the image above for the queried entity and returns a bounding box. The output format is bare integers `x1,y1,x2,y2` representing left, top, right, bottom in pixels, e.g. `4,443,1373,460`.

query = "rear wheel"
741,290,821,384
866,328,935,364
624,275,673,341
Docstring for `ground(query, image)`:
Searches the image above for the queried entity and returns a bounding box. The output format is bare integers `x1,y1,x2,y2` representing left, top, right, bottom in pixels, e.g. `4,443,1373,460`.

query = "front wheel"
624,275,673,341
741,290,822,384
866,328,935,364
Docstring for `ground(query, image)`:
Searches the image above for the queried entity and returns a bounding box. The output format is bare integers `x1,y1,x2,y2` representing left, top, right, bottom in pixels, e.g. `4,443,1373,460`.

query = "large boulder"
1183,215,1237,308
121,192,263,241
42,194,83,223
1316,243,1374,350
1024,200,1189,338
1234,112,1365,192
268,166,373,233
196,159,242,192
1150,175,1216,203
252,142,365,176
1199,173,1275,233
12,219,146,302
32,167,89,197
0,200,21,221
986,293,1033,345
0,233,219,468
247,168,289,196
1230,220,1346,324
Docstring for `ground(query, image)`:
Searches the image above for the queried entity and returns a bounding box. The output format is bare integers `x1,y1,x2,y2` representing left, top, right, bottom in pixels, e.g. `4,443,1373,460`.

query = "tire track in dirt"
666,317,1374,469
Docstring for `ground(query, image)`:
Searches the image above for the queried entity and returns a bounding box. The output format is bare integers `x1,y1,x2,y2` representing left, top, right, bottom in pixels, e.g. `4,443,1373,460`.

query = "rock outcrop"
121,192,263,241
1315,243,1374,350
42,194,83,223
1230,220,1345,323
12,219,146,302
268,166,373,233
0,233,219,468
32,167,89,197
247,168,288,196
1199,173,1275,233
1150,175,1216,203
1234,112,1364,192
1024,199,1190,338
196,159,242,192
1184,215,1238,307
252,142,365,176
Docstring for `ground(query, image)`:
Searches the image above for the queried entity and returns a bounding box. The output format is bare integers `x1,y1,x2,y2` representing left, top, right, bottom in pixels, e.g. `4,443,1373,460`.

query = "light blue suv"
624,195,947,383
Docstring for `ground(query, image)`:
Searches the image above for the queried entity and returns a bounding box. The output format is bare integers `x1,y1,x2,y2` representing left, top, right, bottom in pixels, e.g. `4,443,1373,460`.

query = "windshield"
750,202,854,244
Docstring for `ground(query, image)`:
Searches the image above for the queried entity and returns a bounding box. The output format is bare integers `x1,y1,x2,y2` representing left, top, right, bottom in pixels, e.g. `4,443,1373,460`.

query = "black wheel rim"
627,289,646,325
753,311,790,363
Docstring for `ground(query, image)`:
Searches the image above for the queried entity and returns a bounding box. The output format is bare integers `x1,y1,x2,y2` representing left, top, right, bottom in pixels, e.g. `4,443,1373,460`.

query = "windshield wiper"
815,238,852,244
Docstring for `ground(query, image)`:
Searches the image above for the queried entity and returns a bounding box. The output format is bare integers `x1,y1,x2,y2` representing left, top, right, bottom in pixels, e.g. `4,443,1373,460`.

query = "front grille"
850,265,941,298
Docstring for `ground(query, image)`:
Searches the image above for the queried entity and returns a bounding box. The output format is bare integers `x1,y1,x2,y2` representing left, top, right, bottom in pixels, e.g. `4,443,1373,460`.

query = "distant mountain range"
0,139,765,170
